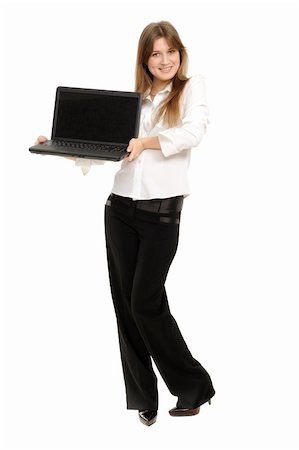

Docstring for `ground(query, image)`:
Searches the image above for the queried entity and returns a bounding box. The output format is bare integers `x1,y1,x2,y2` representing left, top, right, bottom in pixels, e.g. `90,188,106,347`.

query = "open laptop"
29,86,142,161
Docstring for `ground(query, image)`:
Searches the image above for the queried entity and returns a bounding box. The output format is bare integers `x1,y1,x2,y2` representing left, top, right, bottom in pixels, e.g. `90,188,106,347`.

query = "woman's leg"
104,201,158,410
105,195,215,410
130,207,216,409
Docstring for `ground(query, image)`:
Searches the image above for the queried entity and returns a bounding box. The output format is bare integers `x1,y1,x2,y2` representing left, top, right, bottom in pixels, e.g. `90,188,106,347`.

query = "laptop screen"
52,88,141,144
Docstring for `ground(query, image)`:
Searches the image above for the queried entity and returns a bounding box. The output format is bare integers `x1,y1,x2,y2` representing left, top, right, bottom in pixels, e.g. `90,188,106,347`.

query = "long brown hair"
135,21,189,127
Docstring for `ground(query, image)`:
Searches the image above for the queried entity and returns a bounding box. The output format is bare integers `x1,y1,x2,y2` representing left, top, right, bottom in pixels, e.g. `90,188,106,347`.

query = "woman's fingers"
33,136,76,161
126,138,144,161
34,135,48,145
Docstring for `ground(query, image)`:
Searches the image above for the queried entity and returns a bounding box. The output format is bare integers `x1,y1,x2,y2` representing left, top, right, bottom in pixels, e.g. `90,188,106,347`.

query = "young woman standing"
35,20,216,427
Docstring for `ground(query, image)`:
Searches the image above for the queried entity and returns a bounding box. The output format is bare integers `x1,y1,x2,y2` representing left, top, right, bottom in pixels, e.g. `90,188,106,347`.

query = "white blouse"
76,74,210,199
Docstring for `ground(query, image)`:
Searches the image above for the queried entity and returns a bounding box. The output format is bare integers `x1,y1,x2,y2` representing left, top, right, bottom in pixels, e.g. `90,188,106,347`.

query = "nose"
161,53,169,65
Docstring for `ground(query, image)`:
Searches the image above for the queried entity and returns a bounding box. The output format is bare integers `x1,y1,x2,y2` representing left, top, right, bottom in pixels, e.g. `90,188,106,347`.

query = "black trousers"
104,193,216,410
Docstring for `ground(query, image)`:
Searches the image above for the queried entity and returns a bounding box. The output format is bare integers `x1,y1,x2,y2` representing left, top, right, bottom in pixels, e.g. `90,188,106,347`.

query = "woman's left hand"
126,138,144,161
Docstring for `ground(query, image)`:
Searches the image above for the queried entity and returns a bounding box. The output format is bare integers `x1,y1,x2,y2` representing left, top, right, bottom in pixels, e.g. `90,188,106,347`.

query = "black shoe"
169,398,212,416
138,409,158,426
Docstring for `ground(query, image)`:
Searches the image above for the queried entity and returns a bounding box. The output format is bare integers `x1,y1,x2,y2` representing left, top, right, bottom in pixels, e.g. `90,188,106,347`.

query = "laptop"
29,86,142,161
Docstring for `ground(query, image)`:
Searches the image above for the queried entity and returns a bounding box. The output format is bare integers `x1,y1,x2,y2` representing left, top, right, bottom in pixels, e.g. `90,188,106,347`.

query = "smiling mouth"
159,67,172,72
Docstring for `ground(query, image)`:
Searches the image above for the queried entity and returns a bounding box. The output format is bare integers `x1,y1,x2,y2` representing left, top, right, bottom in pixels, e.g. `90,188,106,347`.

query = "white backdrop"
1,0,298,449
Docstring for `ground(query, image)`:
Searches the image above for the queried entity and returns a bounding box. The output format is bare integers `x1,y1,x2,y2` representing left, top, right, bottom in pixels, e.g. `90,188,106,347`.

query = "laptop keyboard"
45,140,127,153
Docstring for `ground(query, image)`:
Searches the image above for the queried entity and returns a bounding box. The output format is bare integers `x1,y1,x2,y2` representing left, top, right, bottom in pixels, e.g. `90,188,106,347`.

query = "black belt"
106,193,184,213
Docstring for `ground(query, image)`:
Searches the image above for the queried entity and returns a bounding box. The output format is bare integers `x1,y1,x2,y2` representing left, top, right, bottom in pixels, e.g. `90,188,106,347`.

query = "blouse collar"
143,81,173,100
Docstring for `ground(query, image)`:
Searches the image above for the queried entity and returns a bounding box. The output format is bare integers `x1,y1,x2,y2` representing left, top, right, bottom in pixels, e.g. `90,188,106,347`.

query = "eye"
152,52,159,57
169,49,176,53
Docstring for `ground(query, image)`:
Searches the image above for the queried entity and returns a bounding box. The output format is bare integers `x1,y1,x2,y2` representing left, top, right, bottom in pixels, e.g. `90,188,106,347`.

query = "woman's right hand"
34,135,48,145
33,135,76,160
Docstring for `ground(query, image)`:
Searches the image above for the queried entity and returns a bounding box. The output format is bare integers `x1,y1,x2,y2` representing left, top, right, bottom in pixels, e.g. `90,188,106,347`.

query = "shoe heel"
208,399,212,405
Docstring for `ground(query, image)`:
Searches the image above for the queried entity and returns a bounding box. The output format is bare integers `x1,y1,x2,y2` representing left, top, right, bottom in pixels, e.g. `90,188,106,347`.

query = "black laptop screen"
53,89,140,144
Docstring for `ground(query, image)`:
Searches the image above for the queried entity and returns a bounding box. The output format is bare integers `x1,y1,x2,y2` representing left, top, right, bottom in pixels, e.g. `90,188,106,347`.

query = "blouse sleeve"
158,74,210,158
75,158,105,175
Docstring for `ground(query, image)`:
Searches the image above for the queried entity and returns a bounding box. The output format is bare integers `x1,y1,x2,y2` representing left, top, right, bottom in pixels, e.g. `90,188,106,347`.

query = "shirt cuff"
75,158,105,175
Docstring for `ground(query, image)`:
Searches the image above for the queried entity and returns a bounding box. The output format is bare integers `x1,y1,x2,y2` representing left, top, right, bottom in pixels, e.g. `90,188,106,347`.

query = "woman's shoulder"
181,73,207,100
185,73,207,87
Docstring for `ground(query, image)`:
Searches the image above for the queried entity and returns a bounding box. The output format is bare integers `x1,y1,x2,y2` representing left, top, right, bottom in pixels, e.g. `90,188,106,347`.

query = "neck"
151,80,170,94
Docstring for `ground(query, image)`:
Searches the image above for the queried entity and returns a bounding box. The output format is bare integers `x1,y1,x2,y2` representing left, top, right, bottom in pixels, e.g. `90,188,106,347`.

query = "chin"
158,72,174,80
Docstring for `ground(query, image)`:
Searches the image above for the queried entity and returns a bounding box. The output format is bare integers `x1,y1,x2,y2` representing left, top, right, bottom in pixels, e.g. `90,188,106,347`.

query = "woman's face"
147,37,180,86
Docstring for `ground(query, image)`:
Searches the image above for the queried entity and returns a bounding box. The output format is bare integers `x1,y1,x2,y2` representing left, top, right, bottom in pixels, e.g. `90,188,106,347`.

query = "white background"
1,0,298,449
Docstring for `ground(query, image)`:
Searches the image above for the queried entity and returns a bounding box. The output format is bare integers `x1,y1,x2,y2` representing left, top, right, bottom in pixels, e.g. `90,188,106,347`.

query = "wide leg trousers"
104,193,216,410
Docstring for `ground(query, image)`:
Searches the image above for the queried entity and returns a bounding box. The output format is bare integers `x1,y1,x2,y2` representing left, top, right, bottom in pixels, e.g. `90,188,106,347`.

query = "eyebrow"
152,47,176,53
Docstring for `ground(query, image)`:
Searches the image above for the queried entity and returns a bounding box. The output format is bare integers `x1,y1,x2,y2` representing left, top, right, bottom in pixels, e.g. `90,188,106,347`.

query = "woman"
35,20,216,427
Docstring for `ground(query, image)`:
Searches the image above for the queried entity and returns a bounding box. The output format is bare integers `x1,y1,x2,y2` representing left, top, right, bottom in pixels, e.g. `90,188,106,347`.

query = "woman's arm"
157,74,209,157
126,136,161,161
126,74,209,161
